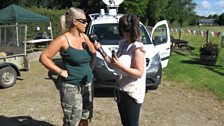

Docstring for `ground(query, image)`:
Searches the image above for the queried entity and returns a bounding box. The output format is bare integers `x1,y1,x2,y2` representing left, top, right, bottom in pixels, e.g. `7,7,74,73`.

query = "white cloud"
215,0,224,7
200,0,211,9
209,10,218,15
196,0,224,16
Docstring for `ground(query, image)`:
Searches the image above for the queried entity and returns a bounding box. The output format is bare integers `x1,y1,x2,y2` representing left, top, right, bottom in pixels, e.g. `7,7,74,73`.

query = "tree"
188,14,198,25
120,0,148,16
0,0,20,9
165,0,196,26
77,0,105,14
146,0,168,26
165,0,180,25
218,13,224,25
0,0,200,27
177,0,196,26
207,14,219,25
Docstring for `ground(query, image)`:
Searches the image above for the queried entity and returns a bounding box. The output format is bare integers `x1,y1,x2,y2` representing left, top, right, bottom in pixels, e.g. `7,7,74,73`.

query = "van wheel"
0,66,17,88
148,85,159,90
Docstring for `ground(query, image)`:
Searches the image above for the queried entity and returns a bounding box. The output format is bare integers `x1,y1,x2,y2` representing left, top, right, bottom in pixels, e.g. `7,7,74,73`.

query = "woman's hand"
93,41,101,50
59,70,68,78
112,56,122,68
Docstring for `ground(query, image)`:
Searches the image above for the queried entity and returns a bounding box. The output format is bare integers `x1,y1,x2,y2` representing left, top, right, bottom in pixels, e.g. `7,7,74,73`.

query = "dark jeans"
116,91,142,126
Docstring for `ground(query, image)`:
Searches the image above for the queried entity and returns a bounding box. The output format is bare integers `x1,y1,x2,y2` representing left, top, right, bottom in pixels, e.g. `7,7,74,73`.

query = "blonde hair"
60,7,85,33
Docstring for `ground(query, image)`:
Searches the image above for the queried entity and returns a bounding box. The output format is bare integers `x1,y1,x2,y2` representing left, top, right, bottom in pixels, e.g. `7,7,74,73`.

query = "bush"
26,7,65,39
199,41,220,56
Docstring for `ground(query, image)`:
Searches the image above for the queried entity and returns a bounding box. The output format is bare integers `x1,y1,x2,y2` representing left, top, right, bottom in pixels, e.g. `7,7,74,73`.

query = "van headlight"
150,53,160,67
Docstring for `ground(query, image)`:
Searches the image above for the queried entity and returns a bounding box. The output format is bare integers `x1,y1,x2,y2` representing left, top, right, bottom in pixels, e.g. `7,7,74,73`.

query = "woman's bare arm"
39,35,68,78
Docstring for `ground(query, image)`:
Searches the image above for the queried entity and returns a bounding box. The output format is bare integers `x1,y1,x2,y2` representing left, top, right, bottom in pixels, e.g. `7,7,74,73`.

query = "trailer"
0,5,53,88
0,24,29,88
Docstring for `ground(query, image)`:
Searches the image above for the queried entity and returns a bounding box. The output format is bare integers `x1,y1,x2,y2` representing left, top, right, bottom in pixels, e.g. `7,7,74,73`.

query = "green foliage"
200,42,220,56
146,0,168,26
121,0,148,17
188,14,199,26
165,29,224,101
24,7,65,39
218,13,224,25
79,0,106,14
165,51,224,101
0,0,205,27
0,0,19,8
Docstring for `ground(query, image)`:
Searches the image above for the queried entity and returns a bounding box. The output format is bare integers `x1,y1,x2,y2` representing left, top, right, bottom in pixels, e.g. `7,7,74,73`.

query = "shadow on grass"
180,57,224,76
181,57,222,67
203,66,224,76
171,50,187,56
0,116,54,126
181,58,200,65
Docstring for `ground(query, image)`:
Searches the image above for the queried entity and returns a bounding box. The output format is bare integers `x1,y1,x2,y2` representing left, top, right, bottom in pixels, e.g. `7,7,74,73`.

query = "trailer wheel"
0,66,17,88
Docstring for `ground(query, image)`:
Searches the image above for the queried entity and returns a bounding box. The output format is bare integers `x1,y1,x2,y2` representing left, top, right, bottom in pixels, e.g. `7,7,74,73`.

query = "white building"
199,19,216,25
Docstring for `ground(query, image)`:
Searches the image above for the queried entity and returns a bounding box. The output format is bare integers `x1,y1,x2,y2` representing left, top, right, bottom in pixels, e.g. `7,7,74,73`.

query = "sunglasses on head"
76,19,87,24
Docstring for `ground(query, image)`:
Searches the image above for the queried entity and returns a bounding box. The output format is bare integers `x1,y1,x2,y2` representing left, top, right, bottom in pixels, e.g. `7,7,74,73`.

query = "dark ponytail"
130,15,140,42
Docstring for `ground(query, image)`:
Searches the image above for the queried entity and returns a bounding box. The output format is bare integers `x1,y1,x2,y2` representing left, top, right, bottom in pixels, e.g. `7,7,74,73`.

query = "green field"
164,26,224,101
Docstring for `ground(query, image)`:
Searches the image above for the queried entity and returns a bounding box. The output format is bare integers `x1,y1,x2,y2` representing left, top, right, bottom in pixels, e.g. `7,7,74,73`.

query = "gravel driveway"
0,61,224,126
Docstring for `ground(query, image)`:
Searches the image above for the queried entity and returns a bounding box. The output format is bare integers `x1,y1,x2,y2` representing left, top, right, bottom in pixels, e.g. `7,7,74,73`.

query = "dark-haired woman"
94,14,146,126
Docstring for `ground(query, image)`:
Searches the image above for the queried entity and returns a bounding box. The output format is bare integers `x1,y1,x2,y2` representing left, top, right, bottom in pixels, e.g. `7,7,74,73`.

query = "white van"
86,0,171,89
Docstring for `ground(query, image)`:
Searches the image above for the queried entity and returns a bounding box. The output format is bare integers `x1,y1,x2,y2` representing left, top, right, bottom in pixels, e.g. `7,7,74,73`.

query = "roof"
199,19,215,23
89,13,123,25
0,4,50,23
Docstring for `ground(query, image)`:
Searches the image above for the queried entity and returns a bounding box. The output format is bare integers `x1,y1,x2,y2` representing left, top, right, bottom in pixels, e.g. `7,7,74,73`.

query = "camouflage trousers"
59,82,93,126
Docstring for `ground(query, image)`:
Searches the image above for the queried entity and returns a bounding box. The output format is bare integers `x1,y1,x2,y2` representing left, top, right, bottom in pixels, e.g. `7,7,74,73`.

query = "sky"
194,0,224,16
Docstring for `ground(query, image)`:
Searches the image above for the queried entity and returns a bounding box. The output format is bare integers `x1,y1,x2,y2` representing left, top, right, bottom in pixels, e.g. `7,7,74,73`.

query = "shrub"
199,41,220,56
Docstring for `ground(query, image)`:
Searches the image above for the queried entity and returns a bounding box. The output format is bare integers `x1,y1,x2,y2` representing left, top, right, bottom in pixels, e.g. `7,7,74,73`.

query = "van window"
90,24,121,45
140,25,151,44
90,23,151,45
151,25,167,45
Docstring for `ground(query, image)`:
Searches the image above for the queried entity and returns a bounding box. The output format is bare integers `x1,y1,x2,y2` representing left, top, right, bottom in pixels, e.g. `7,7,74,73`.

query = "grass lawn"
164,28,224,101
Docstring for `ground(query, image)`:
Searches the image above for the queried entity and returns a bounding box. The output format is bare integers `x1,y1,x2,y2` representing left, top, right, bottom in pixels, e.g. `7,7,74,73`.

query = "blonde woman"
39,7,96,126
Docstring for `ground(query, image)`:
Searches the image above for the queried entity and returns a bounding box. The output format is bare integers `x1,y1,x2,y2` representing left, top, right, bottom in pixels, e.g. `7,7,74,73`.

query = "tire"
0,66,17,88
148,84,159,90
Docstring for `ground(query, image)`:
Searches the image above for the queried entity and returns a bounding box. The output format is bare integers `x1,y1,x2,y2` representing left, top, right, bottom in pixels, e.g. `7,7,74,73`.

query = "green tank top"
60,35,93,85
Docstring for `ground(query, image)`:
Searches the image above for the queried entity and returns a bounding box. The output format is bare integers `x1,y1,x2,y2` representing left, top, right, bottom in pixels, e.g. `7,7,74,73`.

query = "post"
0,27,1,46
16,23,19,46
221,35,224,48
206,30,209,43
49,22,53,40
178,27,181,39
24,25,27,56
